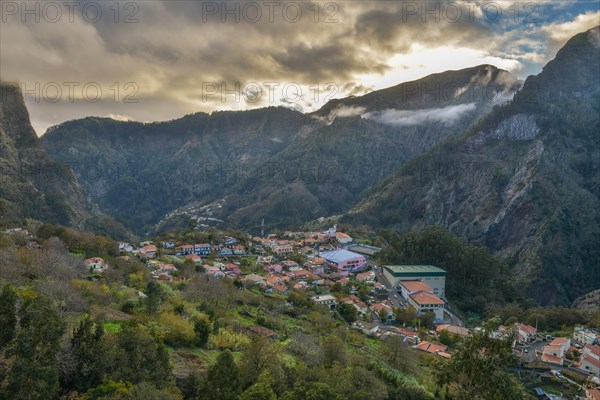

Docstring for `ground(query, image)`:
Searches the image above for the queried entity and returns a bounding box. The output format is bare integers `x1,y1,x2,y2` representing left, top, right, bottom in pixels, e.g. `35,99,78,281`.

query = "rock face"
492,114,539,140
41,65,518,233
0,82,128,237
344,26,600,306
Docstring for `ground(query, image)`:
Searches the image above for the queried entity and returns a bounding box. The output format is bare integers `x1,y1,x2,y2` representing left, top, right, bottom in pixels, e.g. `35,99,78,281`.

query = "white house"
578,344,600,375
574,327,599,346
311,294,338,309
408,291,445,320
541,337,571,366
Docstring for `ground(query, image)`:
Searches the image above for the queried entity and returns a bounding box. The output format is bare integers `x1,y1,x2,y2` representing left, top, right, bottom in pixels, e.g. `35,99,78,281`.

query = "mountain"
0,82,129,237
41,65,518,233
344,26,600,306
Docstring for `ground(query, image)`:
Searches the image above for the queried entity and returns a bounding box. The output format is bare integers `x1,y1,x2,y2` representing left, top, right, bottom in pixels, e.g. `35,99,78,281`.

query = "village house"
338,277,350,286
140,244,157,259
371,302,394,321
541,337,571,366
217,247,233,257
118,242,133,252
84,257,107,273
264,264,283,274
311,294,337,309
372,282,386,292
176,244,194,256
574,327,599,346
161,241,175,249
281,260,299,270
185,254,202,264
577,343,600,375
335,232,353,244
274,244,293,256
305,256,327,274
271,283,290,296
244,274,266,286
159,264,177,275
355,321,379,336
194,243,212,256
205,266,224,277
223,263,241,275
232,245,246,255
356,270,376,283
515,323,537,344
408,291,445,320
417,341,450,358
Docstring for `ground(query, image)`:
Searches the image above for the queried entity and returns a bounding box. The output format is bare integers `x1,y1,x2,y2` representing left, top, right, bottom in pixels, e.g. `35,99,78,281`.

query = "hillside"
0,83,129,237
344,26,600,306
41,66,518,233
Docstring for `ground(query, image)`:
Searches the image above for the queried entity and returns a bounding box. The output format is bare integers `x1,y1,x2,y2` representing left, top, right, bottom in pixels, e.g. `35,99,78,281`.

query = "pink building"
320,249,367,275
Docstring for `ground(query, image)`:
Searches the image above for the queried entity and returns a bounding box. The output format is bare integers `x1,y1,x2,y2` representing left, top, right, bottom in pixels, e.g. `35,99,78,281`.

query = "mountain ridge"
343,26,600,305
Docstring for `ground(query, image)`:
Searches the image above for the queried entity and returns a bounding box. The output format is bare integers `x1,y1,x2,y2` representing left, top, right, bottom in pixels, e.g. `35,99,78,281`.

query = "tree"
240,370,277,400
193,317,211,347
380,335,416,373
206,349,241,400
435,317,527,400
71,315,109,392
145,281,171,315
0,284,18,349
4,295,66,399
337,303,358,324
239,336,284,391
281,381,341,400
113,325,172,387
322,335,347,368
394,307,417,326
418,312,436,329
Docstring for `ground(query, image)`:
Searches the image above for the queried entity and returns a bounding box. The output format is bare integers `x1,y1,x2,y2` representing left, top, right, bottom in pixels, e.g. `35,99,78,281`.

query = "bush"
158,313,196,347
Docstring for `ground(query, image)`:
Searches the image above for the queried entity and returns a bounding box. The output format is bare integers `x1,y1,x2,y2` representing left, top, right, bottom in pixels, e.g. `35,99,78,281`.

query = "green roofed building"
382,265,446,299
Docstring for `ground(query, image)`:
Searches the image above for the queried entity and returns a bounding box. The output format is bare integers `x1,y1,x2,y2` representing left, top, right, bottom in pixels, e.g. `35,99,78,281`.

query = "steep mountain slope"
0,82,129,237
345,27,600,305
42,66,518,233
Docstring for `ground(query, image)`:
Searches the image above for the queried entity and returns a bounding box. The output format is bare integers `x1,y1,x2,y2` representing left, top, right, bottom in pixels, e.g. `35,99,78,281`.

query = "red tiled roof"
550,337,569,346
587,388,600,400
417,341,448,354
515,323,536,335
583,354,600,368
541,353,563,364
400,281,433,292
356,271,375,279
585,343,600,357
410,291,444,305
272,284,288,293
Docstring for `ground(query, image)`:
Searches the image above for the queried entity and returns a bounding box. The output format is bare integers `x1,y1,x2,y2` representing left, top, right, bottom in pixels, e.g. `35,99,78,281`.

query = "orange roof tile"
400,281,433,292
410,291,444,305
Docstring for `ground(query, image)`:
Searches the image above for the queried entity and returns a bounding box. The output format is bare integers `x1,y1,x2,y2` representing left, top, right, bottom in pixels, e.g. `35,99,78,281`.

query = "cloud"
362,103,477,127
104,113,134,122
0,1,597,133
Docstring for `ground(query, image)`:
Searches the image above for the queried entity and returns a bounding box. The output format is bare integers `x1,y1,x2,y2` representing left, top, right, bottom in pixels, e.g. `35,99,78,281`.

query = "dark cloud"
0,0,597,133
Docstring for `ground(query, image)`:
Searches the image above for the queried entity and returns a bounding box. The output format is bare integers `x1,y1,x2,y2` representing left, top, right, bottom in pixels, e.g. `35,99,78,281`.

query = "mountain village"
70,224,600,400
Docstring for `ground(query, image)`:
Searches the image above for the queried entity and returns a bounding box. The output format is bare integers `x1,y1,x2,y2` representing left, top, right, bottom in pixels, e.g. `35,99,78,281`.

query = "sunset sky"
1,0,598,134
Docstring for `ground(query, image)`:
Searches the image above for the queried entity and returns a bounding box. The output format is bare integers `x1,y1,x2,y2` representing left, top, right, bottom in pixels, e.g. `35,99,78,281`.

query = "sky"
0,0,598,135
